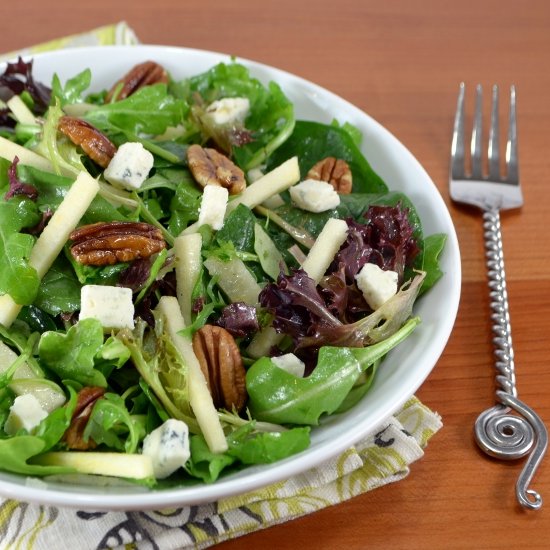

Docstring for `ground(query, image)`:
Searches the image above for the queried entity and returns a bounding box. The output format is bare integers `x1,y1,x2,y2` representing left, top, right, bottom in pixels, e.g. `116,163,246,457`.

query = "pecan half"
105,60,169,103
58,116,117,168
69,221,166,266
63,386,106,450
187,144,246,195
192,325,247,412
307,157,353,194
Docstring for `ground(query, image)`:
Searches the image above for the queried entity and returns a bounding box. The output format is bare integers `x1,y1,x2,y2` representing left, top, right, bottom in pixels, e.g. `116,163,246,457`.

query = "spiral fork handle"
475,394,548,510
474,208,547,510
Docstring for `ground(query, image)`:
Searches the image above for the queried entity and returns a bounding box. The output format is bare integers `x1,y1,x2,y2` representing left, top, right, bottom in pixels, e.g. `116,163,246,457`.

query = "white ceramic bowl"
0,45,461,510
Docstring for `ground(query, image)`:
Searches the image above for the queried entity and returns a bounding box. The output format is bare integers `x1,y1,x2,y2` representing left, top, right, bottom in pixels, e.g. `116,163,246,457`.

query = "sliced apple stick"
6,95,36,125
34,452,154,480
0,136,55,173
203,256,262,306
0,172,100,328
174,233,203,326
156,296,228,454
226,156,300,214
301,218,349,283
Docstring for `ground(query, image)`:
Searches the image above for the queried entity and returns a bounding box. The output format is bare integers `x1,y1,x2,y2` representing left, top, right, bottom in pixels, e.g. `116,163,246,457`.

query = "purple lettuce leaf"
216,302,259,338
259,203,424,359
0,57,51,127
4,157,39,201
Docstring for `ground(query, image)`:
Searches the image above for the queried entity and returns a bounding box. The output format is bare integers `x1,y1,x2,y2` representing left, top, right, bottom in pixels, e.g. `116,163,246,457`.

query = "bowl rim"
0,44,461,510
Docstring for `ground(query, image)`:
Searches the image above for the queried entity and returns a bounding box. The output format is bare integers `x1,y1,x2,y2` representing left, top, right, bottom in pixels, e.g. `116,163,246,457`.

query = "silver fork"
450,83,548,510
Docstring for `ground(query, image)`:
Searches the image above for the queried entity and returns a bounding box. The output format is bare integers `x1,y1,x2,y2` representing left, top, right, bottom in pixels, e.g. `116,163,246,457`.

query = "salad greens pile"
0,56,446,487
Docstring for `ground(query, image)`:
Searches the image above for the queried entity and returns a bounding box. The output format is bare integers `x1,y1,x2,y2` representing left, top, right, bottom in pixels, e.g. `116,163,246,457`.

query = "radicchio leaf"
4,157,39,201
259,268,342,345
118,258,152,292
298,271,426,350
216,302,259,338
0,57,51,127
331,203,420,284
134,271,178,326
24,209,52,235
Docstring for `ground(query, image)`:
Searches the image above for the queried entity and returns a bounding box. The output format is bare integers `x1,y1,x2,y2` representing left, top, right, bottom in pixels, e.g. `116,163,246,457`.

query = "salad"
0,56,446,487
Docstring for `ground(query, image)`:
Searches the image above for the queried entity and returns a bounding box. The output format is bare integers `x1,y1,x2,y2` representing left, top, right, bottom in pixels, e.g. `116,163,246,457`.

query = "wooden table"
1,0,549,547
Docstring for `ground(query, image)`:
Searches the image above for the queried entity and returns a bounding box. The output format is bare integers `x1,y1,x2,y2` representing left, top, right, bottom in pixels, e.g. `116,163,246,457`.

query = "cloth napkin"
0,22,443,550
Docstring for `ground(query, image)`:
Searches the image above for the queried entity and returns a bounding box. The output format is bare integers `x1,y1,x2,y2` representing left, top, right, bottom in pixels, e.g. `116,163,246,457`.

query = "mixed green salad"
0,56,446,487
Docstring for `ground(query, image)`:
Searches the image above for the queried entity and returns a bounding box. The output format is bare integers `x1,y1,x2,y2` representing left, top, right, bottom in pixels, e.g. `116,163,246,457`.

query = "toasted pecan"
69,221,166,266
63,386,106,450
186,144,246,195
192,324,247,412
105,60,169,103
307,157,353,194
58,116,117,169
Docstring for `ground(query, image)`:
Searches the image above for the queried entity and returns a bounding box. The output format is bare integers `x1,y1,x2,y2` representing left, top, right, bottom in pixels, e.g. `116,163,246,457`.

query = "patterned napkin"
0,23,443,550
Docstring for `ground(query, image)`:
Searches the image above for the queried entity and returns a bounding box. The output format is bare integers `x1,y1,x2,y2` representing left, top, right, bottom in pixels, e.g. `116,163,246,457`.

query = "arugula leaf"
85,84,186,136
186,434,236,483
51,69,92,106
246,317,419,425
215,204,257,255
0,387,77,476
84,393,145,453
37,318,109,387
186,423,310,483
0,198,41,305
247,347,363,425
420,233,447,294
0,436,70,475
167,174,202,235
0,321,43,377
226,423,310,465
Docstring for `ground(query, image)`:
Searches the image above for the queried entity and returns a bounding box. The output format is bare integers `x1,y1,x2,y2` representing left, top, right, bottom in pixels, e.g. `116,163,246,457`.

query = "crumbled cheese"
79,285,135,331
205,97,250,126
4,394,48,435
271,353,306,378
197,185,229,230
104,142,154,190
142,419,190,479
289,179,340,213
355,263,399,310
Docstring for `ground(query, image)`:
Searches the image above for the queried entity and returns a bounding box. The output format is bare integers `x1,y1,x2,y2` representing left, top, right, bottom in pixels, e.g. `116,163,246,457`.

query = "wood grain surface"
1,1,549,548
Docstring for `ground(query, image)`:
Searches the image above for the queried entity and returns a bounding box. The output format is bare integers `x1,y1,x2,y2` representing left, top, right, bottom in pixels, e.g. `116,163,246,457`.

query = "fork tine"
506,85,519,184
471,84,483,179
488,85,500,180
451,82,466,179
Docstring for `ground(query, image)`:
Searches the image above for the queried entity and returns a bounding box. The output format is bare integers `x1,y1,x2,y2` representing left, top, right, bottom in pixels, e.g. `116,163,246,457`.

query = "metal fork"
450,83,548,510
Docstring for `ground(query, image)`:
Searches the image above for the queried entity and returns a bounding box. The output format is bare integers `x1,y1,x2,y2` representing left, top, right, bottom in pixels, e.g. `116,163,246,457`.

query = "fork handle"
482,208,517,396
475,207,548,510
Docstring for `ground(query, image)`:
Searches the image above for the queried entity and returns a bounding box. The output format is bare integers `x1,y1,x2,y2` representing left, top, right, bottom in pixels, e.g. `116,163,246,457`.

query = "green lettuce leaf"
37,318,109,387
266,120,388,194
85,84,186,137
0,198,41,305
84,393,145,453
180,62,295,170
51,69,92,106
0,387,78,476
116,318,199,433
186,423,310,483
33,256,81,315
246,318,419,425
